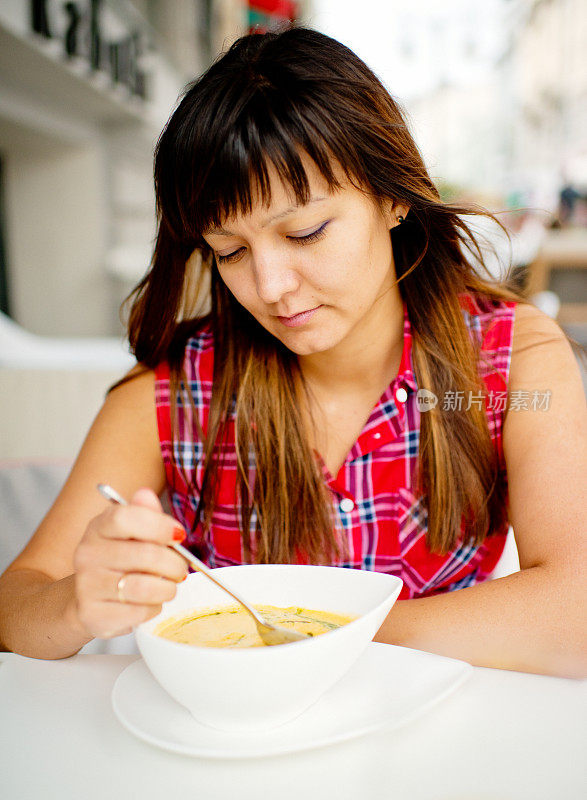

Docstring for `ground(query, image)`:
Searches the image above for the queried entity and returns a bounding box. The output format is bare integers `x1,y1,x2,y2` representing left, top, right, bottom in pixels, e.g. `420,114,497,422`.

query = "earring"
396,215,405,224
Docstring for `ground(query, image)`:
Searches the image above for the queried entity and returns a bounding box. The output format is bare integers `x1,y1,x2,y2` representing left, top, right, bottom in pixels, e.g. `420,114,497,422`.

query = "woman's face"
202,152,406,359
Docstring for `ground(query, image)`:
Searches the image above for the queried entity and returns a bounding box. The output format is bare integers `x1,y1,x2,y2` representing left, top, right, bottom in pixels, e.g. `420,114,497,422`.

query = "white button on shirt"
395,387,408,403
372,431,381,440
339,497,355,513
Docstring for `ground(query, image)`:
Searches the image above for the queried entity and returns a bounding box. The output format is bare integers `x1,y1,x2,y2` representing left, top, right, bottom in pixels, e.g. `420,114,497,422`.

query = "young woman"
0,27,585,676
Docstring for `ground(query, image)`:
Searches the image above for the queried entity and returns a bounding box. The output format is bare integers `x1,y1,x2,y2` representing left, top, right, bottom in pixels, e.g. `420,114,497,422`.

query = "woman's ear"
383,200,410,229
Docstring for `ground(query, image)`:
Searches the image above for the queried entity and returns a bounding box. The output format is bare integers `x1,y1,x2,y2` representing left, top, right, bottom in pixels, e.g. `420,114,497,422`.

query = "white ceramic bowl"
135,564,403,732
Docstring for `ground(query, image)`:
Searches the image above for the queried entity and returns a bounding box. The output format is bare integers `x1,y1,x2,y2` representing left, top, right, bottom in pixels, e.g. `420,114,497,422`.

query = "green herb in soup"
153,604,357,648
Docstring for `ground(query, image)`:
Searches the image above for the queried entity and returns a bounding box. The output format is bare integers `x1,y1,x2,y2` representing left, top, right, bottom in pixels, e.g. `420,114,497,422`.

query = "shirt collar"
394,300,418,394
344,301,418,467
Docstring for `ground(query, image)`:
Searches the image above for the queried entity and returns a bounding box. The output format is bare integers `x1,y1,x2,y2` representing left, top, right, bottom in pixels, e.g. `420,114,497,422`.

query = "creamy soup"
153,604,357,648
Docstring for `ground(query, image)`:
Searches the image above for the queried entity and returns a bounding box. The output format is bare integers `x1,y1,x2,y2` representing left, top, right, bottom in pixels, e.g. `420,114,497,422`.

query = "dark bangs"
153,28,402,248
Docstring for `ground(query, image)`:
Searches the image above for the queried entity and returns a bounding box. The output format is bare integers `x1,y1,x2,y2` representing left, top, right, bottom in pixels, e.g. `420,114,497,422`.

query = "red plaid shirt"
155,293,516,599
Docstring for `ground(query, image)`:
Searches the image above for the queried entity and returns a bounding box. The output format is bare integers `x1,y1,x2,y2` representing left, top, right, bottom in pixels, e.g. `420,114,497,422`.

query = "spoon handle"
95,483,270,629
171,543,268,627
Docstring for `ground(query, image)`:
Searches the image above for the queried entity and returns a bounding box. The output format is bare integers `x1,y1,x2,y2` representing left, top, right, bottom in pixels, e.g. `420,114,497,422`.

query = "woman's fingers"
75,538,188,583
72,488,190,639
130,487,163,509
77,564,184,606
109,571,182,605
75,568,185,639
92,503,184,545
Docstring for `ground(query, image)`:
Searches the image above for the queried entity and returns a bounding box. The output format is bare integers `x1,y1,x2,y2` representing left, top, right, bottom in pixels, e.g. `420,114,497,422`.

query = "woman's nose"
252,252,300,305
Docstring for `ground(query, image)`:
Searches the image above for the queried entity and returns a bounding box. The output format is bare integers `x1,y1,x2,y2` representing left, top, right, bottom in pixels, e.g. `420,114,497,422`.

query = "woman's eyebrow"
205,196,327,236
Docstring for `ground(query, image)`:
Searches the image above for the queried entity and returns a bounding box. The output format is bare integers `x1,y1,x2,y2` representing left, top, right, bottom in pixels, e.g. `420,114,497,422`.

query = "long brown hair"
125,26,524,562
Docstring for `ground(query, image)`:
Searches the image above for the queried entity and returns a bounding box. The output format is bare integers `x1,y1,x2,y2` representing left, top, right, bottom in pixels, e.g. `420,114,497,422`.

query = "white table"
0,651,585,800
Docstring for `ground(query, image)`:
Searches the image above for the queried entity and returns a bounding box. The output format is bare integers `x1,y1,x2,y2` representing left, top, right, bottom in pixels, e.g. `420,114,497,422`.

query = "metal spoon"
96,484,308,646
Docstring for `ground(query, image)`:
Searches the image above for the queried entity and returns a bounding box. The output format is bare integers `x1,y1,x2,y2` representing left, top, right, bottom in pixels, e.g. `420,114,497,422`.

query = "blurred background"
0,0,586,464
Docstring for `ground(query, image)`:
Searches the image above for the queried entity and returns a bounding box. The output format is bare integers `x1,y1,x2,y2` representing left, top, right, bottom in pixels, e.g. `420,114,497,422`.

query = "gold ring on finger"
117,574,129,603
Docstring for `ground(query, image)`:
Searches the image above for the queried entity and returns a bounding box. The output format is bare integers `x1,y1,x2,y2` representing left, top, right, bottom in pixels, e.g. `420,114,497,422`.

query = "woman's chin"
276,331,341,357
256,314,344,357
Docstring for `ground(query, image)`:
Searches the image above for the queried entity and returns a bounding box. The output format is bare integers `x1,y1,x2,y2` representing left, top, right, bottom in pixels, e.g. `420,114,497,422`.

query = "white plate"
112,643,472,759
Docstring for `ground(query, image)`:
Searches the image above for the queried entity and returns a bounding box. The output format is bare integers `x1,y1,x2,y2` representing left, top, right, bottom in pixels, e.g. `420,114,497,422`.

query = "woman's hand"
73,488,189,639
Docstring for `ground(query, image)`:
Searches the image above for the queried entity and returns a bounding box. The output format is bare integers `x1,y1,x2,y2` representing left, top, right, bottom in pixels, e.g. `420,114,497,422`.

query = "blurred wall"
5,140,107,336
0,1,247,338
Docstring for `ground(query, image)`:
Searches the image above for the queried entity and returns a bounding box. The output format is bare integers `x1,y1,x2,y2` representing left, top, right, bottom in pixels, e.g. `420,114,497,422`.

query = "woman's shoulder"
80,364,166,495
509,302,577,392
512,299,566,334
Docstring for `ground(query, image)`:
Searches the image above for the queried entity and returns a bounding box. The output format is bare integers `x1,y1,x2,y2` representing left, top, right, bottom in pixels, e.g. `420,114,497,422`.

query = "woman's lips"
276,305,322,328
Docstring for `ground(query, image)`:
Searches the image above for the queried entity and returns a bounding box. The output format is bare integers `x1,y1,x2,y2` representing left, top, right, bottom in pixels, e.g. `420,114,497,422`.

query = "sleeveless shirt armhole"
500,301,517,394
479,300,517,470
480,300,517,393
153,360,175,493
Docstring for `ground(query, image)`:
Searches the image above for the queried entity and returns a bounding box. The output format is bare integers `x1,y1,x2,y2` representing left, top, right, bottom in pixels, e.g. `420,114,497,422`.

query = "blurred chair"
0,311,135,461
0,310,134,370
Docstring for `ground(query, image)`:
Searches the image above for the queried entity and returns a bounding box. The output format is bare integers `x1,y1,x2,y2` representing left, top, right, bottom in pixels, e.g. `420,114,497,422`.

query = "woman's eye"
217,247,245,264
215,221,329,264
288,221,329,245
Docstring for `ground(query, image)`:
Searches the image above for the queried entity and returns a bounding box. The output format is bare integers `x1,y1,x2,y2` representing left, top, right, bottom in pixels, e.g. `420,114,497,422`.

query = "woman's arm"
0,368,187,659
374,303,587,678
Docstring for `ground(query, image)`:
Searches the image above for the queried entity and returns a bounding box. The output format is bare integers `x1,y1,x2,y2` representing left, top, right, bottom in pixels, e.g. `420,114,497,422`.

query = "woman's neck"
298,285,405,398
